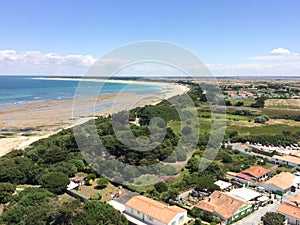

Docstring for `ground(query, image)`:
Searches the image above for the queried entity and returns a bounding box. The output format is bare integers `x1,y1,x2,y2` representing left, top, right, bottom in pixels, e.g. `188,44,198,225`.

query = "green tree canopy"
72,200,128,225
0,182,16,204
0,188,56,225
261,212,284,225
38,172,69,194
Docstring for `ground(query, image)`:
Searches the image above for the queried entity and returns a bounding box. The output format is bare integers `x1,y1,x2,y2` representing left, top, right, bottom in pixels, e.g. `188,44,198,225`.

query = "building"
227,143,251,152
277,194,300,225
214,180,232,191
195,190,252,224
271,154,300,168
125,196,187,225
229,187,261,202
230,166,270,184
260,172,296,195
240,166,270,182
250,145,276,157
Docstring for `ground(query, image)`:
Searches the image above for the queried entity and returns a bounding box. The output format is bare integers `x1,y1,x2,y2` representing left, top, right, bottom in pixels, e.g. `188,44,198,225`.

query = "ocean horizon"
0,76,164,109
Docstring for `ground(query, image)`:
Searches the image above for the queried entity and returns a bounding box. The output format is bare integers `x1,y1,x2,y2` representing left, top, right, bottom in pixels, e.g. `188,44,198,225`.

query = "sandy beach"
0,79,189,157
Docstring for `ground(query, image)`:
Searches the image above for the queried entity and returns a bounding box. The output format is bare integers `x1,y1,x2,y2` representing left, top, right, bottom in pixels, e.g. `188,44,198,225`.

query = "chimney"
208,197,211,202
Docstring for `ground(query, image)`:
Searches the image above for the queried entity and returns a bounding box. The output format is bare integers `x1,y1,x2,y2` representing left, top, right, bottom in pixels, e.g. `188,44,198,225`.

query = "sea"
0,76,164,109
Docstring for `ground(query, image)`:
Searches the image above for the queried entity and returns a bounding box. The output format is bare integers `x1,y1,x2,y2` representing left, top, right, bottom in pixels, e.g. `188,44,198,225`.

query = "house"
271,154,300,168
277,194,300,225
125,196,187,225
260,172,296,195
231,166,270,184
240,166,271,182
228,143,251,152
195,190,252,224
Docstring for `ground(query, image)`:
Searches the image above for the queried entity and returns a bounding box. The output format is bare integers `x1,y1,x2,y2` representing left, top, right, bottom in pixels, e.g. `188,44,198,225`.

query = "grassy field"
227,119,300,136
265,99,300,110
168,118,212,135
169,112,299,137
227,98,256,107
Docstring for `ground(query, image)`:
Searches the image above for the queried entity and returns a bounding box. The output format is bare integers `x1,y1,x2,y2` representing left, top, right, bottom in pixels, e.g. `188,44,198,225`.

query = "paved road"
233,189,300,225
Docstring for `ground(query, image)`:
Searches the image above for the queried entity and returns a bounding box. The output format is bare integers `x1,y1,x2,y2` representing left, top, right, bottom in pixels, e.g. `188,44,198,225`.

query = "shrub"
96,177,109,189
86,173,96,180
254,115,269,123
154,182,168,193
90,192,102,200
222,154,233,163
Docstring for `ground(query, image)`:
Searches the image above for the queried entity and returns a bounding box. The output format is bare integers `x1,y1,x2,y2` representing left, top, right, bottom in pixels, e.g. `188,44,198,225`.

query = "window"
148,216,153,221
130,208,134,214
179,215,184,223
137,211,140,215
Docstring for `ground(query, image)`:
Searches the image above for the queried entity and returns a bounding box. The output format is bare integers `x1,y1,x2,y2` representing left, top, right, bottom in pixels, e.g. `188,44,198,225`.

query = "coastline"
0,79,189,157
33,77,189,100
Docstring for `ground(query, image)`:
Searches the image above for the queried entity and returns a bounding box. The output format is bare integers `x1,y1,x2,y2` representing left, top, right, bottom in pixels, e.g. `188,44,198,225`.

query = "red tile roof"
236,173,252,181
241,166,270,179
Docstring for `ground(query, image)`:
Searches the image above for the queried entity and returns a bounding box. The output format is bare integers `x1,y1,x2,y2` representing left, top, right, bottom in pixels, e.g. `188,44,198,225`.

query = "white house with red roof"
124,195,187,225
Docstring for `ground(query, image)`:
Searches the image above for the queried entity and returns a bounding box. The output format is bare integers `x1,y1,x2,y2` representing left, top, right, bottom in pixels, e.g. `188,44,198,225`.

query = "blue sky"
1,0,300,75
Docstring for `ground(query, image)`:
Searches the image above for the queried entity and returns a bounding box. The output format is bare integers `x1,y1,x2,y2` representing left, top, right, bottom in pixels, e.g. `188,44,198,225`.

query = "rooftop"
67,181,79,191
125,196,186,224
278,194,300,220
214,180,232,190
229,187,261,202
265,172,295,190
235,172,252,181
195,190,247,220
241,166,270,179
273,154,300,165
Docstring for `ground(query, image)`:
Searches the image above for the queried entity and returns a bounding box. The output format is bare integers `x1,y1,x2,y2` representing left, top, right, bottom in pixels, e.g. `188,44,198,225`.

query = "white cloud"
0,50,98,75
1,48,300,76
0,50,190,76
270,48,298,56
250,48,300,61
